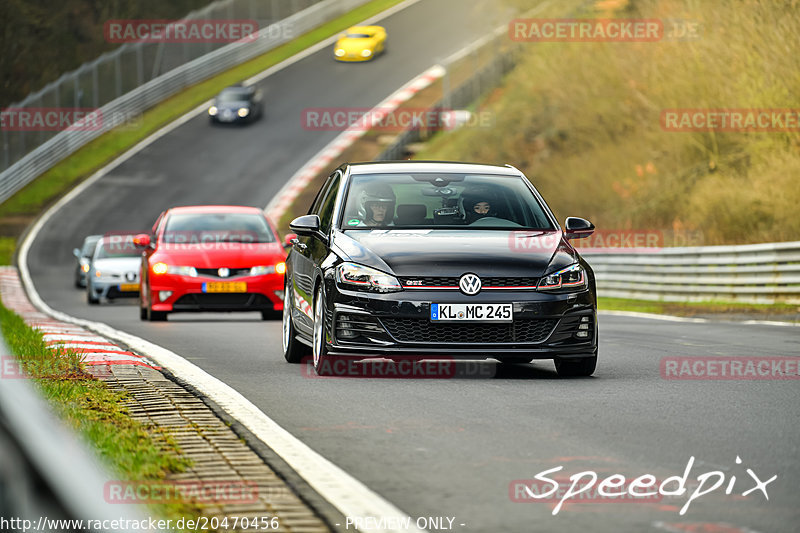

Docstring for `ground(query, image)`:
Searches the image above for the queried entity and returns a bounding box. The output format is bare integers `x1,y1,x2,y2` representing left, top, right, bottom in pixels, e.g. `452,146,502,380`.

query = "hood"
215,100,251,110
332,229,578,278
337,38,374,52
154,242,284,269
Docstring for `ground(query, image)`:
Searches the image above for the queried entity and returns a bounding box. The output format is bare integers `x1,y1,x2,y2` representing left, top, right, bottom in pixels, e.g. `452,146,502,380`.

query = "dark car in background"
282,161,599,377
208,85,264,124
72,234,101,288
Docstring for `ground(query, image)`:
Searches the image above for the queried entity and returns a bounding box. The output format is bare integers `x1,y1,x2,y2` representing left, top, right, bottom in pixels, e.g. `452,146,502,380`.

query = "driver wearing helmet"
358,182,396,226
462,188,498,224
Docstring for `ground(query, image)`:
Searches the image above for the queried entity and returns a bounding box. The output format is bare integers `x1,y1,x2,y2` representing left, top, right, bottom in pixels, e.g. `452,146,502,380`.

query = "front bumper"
323,285,597,360
89,279,140,300
149,273,284,313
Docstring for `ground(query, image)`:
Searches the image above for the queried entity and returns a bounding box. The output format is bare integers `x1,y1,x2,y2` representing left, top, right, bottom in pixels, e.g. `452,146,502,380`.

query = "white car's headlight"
361,49,372,57
336,263,401,292
538,263,586,291
167,265,198,277
335,48,346,57
237,107,249,118
208,106,218,116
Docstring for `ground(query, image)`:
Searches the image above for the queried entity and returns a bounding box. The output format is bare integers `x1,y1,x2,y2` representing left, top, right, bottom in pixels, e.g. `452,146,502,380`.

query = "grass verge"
0,0,406,258
599,297,799,321
0,301,201,523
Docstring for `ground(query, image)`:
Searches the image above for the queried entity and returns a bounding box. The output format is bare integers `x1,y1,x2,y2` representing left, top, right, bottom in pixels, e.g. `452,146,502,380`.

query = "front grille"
195,267,252,278
400,276,539,289
173,293,271,308
380,318,557,344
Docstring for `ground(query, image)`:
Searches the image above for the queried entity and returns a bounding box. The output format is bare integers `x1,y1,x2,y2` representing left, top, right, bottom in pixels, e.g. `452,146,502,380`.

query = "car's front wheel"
554,355,597,377
312,285,331,375
86,285,99,305
283,278,309,364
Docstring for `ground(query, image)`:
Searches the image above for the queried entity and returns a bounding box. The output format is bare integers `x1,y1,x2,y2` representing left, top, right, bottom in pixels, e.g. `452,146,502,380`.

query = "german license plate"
203,281,247,293
118,283,139,292
431,303,513,322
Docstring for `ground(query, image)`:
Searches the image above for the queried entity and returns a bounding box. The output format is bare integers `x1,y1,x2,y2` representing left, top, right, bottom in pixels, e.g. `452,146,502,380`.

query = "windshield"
162,213,275,244
217,90,251,104
340,173,556,230
81,236,100,257
345,32,371,39
94,237,141,259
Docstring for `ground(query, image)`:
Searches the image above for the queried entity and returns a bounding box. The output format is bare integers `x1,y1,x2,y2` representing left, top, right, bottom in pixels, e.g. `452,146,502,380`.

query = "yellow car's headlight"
335,48,346,57
361,49,372,57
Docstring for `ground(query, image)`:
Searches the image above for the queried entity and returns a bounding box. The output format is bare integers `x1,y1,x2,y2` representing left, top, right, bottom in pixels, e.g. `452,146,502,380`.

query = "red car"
135,205,286,321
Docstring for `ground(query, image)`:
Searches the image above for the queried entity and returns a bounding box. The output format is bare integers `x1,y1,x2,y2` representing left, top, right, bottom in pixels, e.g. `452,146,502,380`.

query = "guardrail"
583,241,800,305
0,0,370,205
0,335,155,532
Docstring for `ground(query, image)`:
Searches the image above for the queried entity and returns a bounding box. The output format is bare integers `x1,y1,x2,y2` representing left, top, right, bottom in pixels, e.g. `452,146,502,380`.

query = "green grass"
0,0,405,225
417,0,800,245
599,297,799,319
0,237,14,265
0,301,201,522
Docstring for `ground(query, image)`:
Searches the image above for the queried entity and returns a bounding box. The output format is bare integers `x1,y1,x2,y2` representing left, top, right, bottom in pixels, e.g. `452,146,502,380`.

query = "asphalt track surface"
25,0,800,531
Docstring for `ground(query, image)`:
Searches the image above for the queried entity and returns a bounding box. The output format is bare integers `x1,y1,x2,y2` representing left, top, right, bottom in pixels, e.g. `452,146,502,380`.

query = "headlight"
335,48,346,57
208,106,218,116
335,263,401,292
250,265,276,276
167,265,198,277
237,107,249,118
538,264,586,291
361,49,372,57
81,262,90,273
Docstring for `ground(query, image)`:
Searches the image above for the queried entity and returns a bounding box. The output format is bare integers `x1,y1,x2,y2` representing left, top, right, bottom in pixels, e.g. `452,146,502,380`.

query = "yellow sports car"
333,26,387,62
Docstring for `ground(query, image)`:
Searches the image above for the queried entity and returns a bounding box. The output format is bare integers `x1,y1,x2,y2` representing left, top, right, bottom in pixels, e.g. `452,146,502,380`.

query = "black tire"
87,288,99,305
140,304,147,321
261,310,281,320
554,355,597,377
283,278,310,364
312,285,332,376
147,308,167,321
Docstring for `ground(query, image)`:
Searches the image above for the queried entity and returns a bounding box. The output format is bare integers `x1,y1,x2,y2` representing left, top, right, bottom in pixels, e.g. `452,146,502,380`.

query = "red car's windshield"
162,213,275,244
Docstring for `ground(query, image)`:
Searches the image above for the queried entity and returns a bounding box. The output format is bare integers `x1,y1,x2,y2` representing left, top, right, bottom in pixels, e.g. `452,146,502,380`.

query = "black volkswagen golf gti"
283,161,598,377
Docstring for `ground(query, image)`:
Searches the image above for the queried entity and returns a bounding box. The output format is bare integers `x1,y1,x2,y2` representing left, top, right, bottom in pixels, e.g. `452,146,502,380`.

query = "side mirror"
564,217,595,239
283,233,298,249
289,215,321,236
73,248,81,258
132,234,151,249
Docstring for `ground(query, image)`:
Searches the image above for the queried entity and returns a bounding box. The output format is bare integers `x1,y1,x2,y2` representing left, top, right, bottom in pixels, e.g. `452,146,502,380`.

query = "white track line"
599,310,798,327
15,2,433,532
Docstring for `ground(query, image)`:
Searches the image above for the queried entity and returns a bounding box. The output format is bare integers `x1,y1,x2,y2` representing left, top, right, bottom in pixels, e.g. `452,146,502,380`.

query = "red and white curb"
265,64,446,222
0,267,160,373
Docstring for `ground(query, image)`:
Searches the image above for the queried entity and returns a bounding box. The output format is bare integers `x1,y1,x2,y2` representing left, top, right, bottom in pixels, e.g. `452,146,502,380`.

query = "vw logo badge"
125,272,136,281
459,273,481,295
218,267,230,278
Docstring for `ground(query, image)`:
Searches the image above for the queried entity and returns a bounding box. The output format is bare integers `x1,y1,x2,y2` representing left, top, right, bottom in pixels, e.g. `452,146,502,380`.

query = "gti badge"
459,273,481,295
218,267,230,278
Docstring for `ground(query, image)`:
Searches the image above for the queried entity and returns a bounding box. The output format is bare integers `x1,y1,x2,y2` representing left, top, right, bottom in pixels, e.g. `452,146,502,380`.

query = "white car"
86,235,141,304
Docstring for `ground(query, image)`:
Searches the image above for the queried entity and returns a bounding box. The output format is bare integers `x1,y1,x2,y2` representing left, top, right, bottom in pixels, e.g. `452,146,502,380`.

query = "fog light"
578,324,589,330
158,291,172,302
575,330,589,338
